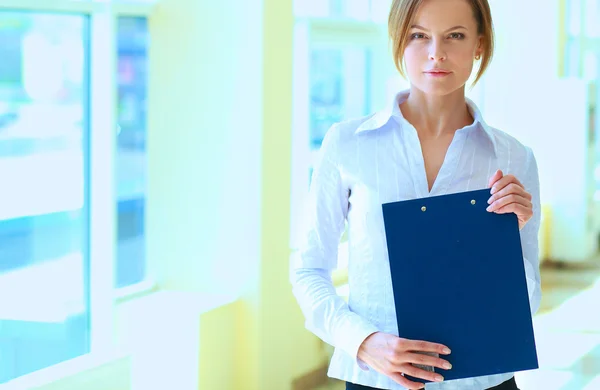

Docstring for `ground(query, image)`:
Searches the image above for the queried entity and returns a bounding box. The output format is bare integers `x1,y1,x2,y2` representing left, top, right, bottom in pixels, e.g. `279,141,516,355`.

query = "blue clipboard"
381,188,538,383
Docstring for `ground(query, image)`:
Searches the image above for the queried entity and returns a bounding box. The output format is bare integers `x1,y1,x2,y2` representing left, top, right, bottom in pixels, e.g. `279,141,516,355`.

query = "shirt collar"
355,89,498,155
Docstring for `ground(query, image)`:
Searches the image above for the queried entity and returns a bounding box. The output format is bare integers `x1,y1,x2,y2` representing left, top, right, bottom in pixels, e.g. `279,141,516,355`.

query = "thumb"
488,169,503,188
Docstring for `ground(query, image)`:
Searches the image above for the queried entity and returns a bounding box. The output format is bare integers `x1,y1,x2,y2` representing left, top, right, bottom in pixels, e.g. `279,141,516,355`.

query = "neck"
400,86,473,139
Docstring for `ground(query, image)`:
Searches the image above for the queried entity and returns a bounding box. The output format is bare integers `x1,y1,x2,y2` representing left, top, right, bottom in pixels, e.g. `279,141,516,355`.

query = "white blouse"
291,90,541,390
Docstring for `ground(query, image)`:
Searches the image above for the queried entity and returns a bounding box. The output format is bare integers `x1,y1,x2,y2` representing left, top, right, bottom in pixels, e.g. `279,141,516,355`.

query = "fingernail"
435,375,444,382
486,206,492,212
443,347,451,354
444,362,452,369
487,197,493,204
491,187,497,194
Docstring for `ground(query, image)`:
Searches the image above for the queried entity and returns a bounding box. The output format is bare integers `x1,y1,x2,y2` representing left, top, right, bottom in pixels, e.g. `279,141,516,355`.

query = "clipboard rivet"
471,200,476,205
421,206,427,212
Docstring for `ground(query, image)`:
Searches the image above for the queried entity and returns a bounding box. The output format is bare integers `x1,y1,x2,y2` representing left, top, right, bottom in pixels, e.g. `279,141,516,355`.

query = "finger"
490,175,524,194
389,372,426,390
402,363,445,383
488,169,503,188
407,352,453,371
495,203,533,219
488,183,532,204
487,194,532,213
399,339,451,355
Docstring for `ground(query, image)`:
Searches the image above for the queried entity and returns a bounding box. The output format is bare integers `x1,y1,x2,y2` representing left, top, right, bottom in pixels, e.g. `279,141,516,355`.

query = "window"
309,47,372,149
566,0,582,37
289,0,402,263
295,0,391,22
563,0,600,200
584,0,600,38
0,12,89,383
564,37,582,78
0,0,154,383
116,16,148,289
563,0,600,78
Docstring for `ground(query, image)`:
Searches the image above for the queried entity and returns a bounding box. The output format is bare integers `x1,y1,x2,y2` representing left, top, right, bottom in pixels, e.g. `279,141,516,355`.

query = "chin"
410,77,466,96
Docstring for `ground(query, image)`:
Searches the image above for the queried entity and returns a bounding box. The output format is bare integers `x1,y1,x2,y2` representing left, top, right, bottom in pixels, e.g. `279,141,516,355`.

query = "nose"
428,39,447,61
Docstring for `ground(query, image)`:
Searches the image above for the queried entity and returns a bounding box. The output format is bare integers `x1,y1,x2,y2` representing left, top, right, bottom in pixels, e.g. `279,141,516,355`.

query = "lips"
425,69,451,74
424,69,452,78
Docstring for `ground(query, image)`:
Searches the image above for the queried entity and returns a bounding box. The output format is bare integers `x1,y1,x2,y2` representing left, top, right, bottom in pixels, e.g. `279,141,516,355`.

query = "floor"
315,260,600,390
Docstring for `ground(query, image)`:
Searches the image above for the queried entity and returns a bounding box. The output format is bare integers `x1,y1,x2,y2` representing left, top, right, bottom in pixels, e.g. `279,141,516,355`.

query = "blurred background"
0,0,597,389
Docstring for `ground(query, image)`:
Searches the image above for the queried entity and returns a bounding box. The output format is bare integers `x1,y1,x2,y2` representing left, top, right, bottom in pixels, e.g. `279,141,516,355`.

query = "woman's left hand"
487,170,533,230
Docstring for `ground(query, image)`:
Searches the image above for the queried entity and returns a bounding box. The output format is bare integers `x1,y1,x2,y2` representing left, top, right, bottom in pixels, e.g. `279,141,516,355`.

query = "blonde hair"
388,0,494,86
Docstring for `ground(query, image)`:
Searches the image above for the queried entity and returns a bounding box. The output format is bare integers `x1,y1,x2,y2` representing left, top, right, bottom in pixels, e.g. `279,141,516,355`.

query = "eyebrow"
410,25,468,32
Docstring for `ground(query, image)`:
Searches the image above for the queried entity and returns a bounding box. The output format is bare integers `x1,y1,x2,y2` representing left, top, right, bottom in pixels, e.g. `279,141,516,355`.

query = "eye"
410,33,426,40
448,32,465,40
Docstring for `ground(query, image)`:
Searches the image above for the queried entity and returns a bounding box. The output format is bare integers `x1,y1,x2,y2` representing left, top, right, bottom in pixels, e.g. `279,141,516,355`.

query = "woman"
291,0,541,389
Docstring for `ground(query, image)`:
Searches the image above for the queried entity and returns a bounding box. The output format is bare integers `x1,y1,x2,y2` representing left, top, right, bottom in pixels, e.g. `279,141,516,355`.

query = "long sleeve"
290,124,378,368
520,147,542,315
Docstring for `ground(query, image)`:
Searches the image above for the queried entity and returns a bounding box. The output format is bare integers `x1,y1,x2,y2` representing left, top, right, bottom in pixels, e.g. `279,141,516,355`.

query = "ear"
475,36,484,58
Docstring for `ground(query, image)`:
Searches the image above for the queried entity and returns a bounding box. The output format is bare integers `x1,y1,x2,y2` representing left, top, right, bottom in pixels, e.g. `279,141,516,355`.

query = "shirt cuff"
334,313,379,371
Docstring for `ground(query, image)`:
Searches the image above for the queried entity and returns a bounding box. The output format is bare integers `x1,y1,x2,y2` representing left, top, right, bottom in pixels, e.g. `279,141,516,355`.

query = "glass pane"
116,17,148,288
592,83,600,199
330,0,370,20
564,37,581,78
295,0,371,20
371,0,393,23
583,49,599,81
567,0,582,37
87,0,157,2
310,49,343,149
0,13,89,382
584,0,600,37
309,47,372,150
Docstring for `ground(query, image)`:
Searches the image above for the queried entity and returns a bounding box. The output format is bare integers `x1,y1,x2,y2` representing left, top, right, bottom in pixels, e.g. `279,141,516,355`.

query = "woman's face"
403,0,483,96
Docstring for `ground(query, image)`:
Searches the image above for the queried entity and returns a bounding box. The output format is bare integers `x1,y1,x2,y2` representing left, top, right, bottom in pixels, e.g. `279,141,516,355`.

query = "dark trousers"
346,376,520,390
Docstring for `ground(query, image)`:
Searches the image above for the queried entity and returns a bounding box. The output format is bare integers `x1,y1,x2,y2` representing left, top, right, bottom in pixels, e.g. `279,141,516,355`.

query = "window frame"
0,0,156,383
561,0,600,78
290,11,398,285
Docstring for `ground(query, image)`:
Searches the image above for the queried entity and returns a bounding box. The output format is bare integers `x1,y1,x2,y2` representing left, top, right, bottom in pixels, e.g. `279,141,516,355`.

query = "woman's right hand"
357,332,453,390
